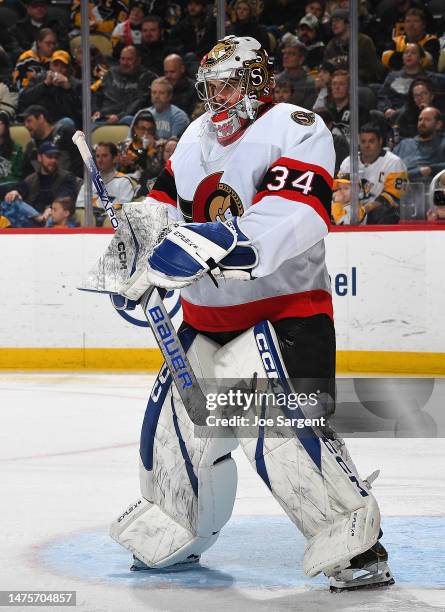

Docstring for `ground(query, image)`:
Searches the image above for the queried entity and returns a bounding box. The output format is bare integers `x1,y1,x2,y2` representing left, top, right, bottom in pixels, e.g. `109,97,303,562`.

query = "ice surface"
1,373,444,612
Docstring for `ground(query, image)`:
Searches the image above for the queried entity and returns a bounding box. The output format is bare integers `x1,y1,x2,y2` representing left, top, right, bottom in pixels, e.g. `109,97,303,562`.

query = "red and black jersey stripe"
149,160,177,207
254,157,333,226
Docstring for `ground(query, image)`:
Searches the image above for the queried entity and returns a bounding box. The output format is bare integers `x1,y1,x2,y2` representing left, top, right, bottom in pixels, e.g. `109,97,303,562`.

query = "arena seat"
69,34,113,57
10,125,31,150
92,125,129,145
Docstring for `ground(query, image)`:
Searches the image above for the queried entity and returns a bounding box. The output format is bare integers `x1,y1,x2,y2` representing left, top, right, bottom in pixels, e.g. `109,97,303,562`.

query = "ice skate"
130,554,201,572
329,541,395,592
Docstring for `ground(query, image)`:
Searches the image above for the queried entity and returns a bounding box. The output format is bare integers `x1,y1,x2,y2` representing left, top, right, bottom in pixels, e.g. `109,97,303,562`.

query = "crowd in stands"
1,0,445,228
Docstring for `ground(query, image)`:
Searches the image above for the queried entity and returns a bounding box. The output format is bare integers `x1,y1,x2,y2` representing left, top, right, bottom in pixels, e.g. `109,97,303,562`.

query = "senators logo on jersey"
179,173,244,222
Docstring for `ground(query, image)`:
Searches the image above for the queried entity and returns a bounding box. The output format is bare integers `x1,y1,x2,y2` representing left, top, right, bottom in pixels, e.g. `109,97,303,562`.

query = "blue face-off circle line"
116,291,182,327
36,516,445,590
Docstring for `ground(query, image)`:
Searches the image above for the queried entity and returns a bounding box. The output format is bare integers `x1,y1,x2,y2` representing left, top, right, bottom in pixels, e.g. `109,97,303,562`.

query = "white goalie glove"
81,204,258,302
141,217,258,291
80,201,169,298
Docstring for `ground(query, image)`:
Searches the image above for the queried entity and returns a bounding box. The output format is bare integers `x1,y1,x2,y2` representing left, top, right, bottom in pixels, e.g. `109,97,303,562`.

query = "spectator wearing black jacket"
11,0,68,55
163,54,197,116
18,51,82,128
323,9,384,85
295,13,325,72
227,0,270,53
169,0,214,57
260,0,298,33
3,141,78,219
21,105,83,177
136,16,174,76
92,46,157,124
325,70,373,143
394,78,441,140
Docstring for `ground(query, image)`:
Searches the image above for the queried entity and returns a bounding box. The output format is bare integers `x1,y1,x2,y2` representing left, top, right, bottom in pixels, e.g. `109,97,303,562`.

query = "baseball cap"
50,50,71,65
331,8,349,22
298,14,319,30
38,142,60,156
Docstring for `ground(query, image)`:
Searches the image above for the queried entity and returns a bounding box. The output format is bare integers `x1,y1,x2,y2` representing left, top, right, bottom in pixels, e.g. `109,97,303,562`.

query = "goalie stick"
72,130,206,420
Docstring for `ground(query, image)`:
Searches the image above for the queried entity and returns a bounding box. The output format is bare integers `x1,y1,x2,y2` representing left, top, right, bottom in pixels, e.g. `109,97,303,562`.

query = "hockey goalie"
85,35,394,592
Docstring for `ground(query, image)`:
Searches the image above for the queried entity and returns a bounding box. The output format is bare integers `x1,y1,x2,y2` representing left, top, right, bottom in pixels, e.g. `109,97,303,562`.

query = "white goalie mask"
196,35,275,145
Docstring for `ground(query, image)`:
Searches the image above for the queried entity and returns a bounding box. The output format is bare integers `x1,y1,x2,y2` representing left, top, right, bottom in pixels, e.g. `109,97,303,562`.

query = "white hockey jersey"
145,103,335,332
338,150,408,209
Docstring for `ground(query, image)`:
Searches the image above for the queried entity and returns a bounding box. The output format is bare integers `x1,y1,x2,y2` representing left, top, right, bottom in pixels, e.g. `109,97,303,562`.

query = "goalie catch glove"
145,217,258,290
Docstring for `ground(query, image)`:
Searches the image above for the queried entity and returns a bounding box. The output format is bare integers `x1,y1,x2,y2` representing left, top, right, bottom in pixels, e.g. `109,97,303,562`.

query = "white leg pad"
214,321,383,577
111,333,238,568
110,497,220,568
303,494,381,577
111,454,237,567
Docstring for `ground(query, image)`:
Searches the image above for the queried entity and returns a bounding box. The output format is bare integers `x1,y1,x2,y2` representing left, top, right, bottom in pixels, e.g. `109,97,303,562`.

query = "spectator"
305,0,332,44
0,23,21,60
76,142,134,224
2,142,78,225
276,40,317,109
260,0,298,34
295,13,325,72
46,195,78,228
323,9,384,84
92,46,157,125
70,0,128,35
0,197,43,227
131,77,190,139
305,1,326,22
0,113,23,194
13,27,57,90
373,0,434,55
227,0,270,53
118,110,163,181
331,177,357,225
112,1,146,52
394,78,441,140
18,50,82,128
394,106,445,183
137,16,173,76
169,0,215,58
0,51,18,121
382,8,440,71
325,70,373,143
313,60,335,110
316,107,349,174
11,0,68,55
21,105,83,178
273,79,294,103
378,43,443,120
163,54,197,116
337,124,408,224
72,45,108,92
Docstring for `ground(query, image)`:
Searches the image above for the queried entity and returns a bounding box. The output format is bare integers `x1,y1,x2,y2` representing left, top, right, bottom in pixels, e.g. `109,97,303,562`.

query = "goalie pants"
111,314,381,577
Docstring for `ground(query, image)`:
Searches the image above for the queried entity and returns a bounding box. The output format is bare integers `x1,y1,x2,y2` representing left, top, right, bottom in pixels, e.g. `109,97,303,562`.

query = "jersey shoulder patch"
291,110,316,126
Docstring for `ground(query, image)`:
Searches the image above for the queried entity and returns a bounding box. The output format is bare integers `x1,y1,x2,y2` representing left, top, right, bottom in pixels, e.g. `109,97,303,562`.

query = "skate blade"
329,560,395,593
130,555,201,571
330,576,395,592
